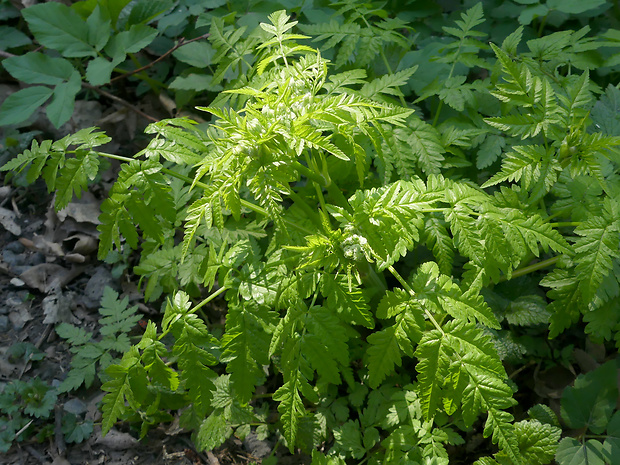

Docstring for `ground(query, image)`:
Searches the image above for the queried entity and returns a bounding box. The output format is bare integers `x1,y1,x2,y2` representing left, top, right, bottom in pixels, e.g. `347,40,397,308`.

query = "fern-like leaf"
412,262,500,329
541,268,583,338
98,287,141,336
301,305,350,384
221,299,276,403
574,204,620,302
366,288,424,387
100,346,143,435
163,292,218,418
321,273,373,328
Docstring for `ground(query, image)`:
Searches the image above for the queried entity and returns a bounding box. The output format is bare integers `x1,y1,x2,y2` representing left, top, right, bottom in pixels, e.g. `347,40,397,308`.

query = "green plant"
0,377,58,452
556,359,620,465
55,286,142,393
3,3,620,464
0,360,93,452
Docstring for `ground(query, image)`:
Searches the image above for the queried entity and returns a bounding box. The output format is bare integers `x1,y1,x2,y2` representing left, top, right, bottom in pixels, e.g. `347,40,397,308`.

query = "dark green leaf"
561,360,619,434
47,72,82,129
86,5,112,51
0,86,53,126
22,2,95,57
2,52,75,85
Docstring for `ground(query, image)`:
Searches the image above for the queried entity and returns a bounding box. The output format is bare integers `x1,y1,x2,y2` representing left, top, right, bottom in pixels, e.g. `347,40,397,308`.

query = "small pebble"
5,241,25,254
2,250,23,268
30,252,46,265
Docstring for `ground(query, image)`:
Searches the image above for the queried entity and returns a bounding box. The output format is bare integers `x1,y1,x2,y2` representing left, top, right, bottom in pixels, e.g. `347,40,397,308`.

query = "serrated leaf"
55,150,100,209
196,411,231,451
574,215,620,302
412,262,500,329
406,118,445,175
165,291,217,418
555,438,606,465
86,5,111,51
528,404,561,427
22,2,94,57
126,0,173,26
0,26,31,50
332,420,366,459
484,409,521,464
2,52,75,85
301,305,349,384
321,273,373,328
541,269,583,338
101,347,141,435
547,0,606,14
172,41,215,68
514,419,561,464
221,300,276,403
273,372,307,451
360,67,417,99
477,134,506,169
104,24,157,57
98,287,142,336
86,55,124,86
46,72,81,129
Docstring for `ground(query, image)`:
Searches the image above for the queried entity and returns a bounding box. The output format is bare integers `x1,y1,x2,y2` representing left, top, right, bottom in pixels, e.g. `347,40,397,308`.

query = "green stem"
98,152,134,163
549,221,581,228
387,265,444,333
537,15,548,37
501,256,560,282
192,286,228,314
293,160,326,186
313,181,331,229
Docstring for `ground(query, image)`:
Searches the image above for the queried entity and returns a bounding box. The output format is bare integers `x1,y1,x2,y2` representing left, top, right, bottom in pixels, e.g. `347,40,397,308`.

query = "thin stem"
500,256,560,282
292,160,326,186
313,181,331,228
97,152,135,163
549,221,581,228
387,265,444,333
191,286,228,314
110,33,211,83
82,82,159,122
379,49,407,107
537,15,548,37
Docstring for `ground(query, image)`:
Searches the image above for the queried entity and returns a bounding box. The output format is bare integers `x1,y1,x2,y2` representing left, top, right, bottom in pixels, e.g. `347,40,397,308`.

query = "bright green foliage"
5,2,620,463
55,286,142,393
